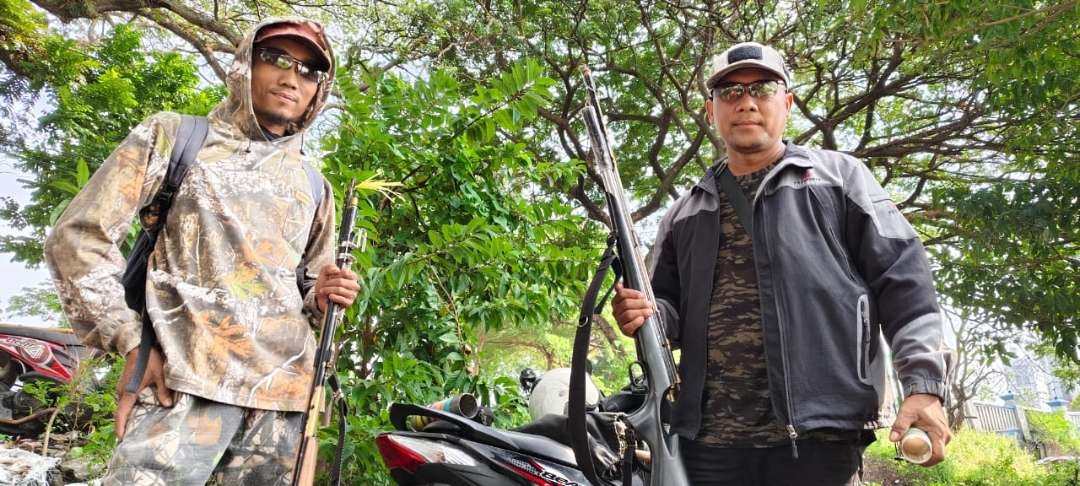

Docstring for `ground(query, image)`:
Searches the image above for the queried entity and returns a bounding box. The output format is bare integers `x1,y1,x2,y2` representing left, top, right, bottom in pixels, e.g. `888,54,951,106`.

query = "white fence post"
1066,412,1080,433
1001,393,1032,443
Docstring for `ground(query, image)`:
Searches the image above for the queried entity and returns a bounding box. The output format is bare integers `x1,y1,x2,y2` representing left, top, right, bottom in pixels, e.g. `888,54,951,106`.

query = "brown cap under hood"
208,17,336,142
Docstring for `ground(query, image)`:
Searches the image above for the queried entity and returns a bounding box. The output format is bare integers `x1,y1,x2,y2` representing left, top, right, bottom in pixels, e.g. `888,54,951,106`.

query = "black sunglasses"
710,79,784,102
255,47,327,84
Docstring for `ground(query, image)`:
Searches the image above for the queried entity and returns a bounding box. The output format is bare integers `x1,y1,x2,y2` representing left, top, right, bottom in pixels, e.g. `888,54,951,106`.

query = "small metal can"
899,427,933,464
408,394,480,430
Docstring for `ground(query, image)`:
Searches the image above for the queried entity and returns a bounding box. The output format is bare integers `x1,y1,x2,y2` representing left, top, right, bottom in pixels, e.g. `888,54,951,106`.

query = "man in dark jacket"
612,41,951,485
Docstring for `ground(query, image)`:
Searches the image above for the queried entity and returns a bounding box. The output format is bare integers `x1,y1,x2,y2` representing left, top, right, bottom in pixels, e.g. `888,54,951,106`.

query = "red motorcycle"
0,322,98,436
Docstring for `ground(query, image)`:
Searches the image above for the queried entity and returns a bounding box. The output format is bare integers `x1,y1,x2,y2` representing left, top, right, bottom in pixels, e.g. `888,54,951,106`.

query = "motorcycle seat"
0,323,83,347
495,428,578,465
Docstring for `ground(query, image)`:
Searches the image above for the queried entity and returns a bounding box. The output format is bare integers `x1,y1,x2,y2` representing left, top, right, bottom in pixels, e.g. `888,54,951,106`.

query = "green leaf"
439,332,460,344
50,180,81,195
76,158,90,187
48,199,72,226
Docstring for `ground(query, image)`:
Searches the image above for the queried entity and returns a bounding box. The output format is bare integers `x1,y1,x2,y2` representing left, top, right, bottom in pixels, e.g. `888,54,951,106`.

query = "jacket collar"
694,141,813,195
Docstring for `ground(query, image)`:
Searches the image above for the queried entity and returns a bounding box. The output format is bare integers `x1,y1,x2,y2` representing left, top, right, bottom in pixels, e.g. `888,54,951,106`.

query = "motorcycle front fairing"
0,323,87,384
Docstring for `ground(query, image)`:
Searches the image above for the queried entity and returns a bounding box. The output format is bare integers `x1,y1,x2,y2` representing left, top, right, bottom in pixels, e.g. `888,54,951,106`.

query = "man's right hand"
612,282,655,337
115,346,173,442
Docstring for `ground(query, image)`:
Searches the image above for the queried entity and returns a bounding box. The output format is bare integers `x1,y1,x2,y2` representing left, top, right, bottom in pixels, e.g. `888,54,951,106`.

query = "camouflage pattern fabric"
696,163,788,447
696,163,864,447
44,17,337,412
101,388,302,485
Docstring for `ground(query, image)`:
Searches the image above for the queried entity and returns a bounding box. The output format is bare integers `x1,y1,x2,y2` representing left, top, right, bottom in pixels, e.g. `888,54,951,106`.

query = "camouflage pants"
101,388,303,485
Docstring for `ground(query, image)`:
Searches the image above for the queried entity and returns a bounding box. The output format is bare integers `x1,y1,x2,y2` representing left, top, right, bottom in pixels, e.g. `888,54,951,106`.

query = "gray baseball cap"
706,42,791,88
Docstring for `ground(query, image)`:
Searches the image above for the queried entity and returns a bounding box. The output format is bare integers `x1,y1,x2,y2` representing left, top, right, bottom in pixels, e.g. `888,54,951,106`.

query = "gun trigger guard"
628,361,647,392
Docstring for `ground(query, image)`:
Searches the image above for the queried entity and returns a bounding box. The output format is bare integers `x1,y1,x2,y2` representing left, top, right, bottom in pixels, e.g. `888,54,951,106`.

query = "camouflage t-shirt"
695,163,787,447
695,163,864,447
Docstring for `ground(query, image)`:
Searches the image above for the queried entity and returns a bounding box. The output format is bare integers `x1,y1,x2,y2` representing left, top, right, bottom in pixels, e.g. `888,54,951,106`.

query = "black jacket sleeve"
843,159,951,400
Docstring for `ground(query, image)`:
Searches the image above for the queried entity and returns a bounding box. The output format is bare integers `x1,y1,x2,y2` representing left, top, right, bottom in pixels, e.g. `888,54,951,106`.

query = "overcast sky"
1,157,53,325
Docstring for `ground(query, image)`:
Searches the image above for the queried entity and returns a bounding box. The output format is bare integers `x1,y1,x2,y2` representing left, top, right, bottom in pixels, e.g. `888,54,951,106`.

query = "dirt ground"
862,454,913,485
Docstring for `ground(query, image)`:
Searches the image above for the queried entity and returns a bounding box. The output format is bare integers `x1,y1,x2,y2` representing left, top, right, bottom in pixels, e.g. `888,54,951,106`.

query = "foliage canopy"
2,0,1078,481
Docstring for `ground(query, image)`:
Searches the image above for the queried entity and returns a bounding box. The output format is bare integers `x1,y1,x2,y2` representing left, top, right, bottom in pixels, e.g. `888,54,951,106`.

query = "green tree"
6,1,1077,357
351,0,1080,360
2,282,65,324
1,12,224,263
3,0,1079,480
316,58,609,481
944,305,1017,431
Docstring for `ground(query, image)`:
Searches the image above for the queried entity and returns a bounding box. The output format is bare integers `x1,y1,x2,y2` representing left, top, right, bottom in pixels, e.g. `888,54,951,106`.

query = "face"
705,68,793,156
250,37,323,136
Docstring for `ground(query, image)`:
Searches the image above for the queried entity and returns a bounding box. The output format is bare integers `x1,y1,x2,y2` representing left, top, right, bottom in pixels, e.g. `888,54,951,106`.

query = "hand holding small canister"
891,393,952,466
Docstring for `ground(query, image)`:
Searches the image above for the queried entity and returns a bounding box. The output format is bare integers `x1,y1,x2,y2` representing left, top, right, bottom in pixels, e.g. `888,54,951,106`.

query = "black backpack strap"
717,163,754,235
570,235,622,486
124,115,208,393
157,116,209,209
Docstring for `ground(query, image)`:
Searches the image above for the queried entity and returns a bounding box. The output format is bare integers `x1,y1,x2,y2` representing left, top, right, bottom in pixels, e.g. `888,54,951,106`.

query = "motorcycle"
375,370,649,486
0,321,99,437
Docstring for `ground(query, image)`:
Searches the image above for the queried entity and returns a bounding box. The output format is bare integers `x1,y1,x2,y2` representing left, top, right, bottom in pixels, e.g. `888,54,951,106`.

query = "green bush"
1027,410,1080,454
61,355,124,478
1043,461,1080,485
2,353,123,478
865,428,1059,485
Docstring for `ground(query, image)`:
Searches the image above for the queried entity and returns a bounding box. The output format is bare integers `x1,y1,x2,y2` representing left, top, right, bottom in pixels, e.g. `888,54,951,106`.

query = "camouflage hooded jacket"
45,18,338,412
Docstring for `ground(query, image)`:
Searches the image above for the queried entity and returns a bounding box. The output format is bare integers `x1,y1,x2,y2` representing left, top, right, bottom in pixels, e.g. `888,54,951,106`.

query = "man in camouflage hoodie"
44,17,358,485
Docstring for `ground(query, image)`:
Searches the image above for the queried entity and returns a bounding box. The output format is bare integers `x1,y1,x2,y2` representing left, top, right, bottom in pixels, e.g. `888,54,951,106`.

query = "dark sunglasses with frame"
254,47,328,84
710,79,785,102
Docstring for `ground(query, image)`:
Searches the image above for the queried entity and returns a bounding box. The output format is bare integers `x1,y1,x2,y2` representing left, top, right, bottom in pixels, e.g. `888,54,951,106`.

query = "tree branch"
141,11,227,82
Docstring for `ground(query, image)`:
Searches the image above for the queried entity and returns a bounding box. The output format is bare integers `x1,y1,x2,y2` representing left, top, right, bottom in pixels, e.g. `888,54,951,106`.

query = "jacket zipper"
857,295,871,384
755,188,799,460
